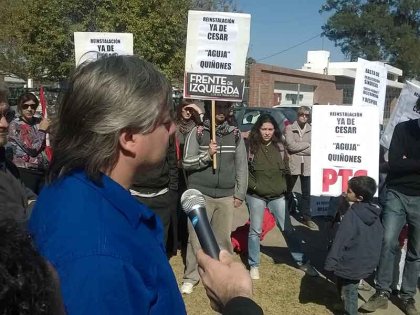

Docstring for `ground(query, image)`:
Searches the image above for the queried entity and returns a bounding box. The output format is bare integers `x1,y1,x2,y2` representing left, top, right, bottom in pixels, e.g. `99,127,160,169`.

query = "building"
248,50,403,122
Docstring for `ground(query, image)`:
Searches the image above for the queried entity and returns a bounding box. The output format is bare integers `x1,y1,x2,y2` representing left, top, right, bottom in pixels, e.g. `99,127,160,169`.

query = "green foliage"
0,0,190,82
321,0,420,79
0,0,237,82
190,0,237,12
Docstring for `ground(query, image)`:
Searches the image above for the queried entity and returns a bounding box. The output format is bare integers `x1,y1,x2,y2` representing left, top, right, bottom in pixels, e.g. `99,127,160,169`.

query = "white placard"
352,58,387,124
184,11,251,101
74,32,133,66
311,105,379,197
381,81,420,149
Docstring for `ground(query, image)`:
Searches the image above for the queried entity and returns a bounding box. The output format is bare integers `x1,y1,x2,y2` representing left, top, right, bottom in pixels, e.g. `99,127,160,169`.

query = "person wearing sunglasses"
0,88,36,224
284,106,317,230
8,92,50,194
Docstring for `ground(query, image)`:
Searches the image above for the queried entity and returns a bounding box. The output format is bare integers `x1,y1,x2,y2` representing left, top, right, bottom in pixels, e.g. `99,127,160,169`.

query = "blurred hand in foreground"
197,249,253,312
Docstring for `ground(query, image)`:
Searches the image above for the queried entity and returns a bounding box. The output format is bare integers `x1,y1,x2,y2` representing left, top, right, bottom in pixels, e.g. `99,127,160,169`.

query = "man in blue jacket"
28,55,263,315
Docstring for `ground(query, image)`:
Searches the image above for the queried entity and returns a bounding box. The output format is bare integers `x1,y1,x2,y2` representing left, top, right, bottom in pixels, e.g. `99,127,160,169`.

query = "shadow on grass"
260,245,298,269
299,274,341,314
293,218,331,273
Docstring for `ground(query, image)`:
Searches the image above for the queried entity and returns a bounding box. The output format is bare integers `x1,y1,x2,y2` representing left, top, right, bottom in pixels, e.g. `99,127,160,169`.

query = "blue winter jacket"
29,170,186,315
324,202,383,280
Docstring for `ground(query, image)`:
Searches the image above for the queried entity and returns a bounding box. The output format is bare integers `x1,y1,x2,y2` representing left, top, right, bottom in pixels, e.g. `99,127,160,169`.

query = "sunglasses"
0,110,14,123
22,103,37,110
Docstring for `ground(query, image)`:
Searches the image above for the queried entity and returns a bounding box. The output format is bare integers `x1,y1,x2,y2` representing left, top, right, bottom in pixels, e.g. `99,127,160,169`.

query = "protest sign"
184,11,251,101
74,32,133,66
352,58,387,124
311,196,334,217
380,81,420,149
311,105,379,197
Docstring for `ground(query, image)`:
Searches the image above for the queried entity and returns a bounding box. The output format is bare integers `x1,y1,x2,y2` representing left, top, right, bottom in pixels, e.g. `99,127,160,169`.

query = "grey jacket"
284,121,311,176
182,125,248,200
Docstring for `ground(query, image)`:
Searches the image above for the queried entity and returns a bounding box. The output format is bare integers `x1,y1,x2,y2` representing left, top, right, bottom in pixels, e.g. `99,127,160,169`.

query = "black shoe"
297,261,318,277
391,289,400,297
401,298,420,315
360,290,389,312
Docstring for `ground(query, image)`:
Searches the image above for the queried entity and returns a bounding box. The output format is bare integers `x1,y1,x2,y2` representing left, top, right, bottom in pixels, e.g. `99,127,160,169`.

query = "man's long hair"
248,114,282,154
48,55,172,183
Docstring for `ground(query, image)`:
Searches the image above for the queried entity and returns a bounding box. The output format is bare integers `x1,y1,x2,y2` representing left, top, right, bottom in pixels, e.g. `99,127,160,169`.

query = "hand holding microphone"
181,189,220,260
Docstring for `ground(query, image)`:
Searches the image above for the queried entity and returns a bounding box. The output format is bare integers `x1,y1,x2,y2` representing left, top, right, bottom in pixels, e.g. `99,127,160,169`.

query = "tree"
0,0,238,83
320,0,420,79
190,0,237,11
0,0,30,81
0,0,190,82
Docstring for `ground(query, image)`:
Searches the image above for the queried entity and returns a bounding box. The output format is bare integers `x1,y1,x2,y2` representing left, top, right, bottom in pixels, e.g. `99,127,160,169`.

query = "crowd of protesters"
0,55,419,315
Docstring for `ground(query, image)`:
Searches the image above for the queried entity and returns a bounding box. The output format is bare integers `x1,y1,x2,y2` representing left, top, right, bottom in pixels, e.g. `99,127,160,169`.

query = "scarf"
177,118,196,135
203,119,231,137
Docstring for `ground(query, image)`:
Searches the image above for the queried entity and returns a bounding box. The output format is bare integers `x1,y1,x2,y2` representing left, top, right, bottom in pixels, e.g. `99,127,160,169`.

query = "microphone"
181,189,220,260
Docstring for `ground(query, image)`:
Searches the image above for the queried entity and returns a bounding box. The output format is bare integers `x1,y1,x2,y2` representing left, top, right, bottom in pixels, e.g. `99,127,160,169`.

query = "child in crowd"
325,176,383,315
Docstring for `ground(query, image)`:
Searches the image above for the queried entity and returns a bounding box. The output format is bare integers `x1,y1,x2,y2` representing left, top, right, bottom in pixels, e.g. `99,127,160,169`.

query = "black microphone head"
180,189,206,214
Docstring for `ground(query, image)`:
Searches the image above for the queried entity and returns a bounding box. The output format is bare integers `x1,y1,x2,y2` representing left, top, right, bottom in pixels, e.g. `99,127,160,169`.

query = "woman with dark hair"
0,218,65,315
8,92,49,193
247,114,317,280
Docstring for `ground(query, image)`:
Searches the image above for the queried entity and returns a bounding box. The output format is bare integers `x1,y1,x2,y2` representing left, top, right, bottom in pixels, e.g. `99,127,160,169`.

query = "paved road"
232,205,419,315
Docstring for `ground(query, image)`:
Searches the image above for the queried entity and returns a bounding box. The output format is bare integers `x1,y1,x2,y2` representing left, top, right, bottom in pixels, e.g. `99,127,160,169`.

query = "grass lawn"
170,251,339,315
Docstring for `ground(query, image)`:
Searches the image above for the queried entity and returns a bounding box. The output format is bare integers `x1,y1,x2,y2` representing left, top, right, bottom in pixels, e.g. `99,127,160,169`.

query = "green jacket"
248,142,289,199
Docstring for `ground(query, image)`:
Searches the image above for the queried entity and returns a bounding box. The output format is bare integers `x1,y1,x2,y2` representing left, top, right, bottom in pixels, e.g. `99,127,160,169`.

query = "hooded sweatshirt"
324,202,383,280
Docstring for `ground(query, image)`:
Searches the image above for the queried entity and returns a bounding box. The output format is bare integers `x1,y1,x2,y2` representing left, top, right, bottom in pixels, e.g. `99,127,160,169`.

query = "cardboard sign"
184,11,251,101
74,32,133,66
311,105,379,197
381,81,420,149
352,58,387,124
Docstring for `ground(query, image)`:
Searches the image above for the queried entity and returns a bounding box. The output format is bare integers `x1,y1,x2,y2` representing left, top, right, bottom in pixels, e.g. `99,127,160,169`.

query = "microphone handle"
188,207,220,260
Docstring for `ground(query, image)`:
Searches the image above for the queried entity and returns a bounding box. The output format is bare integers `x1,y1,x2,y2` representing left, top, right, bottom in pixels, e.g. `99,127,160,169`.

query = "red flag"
39,86,53,161
40,86,47,118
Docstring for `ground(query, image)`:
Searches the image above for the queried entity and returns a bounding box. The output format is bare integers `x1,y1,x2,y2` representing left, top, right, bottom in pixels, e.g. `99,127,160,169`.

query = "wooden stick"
211,100,217,170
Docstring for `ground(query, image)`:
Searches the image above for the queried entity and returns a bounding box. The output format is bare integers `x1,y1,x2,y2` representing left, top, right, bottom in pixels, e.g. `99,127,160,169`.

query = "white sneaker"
180,282,194,294
250,267,260,280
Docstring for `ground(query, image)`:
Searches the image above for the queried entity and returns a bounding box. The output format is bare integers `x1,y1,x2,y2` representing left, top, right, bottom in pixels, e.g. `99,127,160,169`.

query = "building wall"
249,63,343,107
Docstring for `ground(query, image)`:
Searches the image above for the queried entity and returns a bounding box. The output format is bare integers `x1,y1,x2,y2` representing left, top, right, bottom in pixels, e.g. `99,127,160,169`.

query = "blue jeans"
376,189,420,300
336,277,359,315
247,194,305,267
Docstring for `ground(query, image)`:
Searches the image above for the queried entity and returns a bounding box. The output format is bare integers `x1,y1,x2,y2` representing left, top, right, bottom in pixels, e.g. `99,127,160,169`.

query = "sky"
237,0,348,69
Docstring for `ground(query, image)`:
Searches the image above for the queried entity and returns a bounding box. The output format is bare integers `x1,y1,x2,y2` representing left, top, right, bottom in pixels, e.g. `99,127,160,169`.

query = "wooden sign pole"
211,100,217,170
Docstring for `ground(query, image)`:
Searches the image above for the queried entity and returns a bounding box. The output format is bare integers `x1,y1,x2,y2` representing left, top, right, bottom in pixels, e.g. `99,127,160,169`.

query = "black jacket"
386,119,420,196
0,147,36,223
324,202,383,280
223,297,263,315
